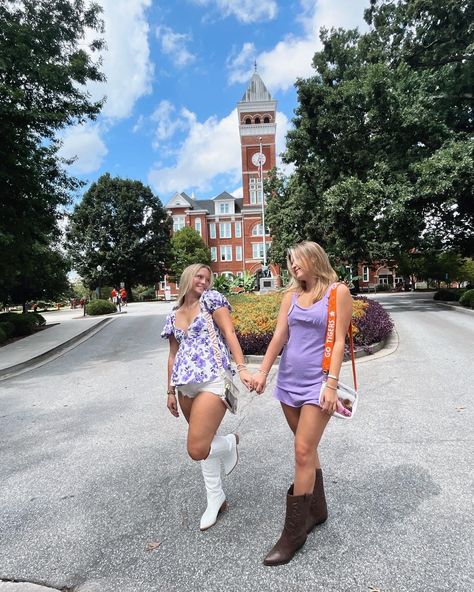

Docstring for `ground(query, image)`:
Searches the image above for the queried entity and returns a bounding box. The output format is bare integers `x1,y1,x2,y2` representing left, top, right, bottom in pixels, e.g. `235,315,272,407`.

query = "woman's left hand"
320,386,338,416
238,369,254,391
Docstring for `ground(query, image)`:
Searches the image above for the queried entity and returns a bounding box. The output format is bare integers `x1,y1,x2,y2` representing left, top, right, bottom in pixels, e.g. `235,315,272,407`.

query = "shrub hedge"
86,299,116,315
459,289,474,308
433,289,463,301
0,312,41,337
0,325,7,344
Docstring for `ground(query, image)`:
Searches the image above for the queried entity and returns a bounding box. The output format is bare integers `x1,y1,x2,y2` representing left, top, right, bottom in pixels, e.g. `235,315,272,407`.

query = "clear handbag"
320,283,359,420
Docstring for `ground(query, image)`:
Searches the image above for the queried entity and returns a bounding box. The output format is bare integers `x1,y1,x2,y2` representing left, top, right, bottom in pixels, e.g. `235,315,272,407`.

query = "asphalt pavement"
0,295,472,592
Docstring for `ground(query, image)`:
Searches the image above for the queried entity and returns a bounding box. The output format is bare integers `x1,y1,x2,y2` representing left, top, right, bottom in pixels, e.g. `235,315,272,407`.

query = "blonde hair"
285,241,338,302
177,263,213,308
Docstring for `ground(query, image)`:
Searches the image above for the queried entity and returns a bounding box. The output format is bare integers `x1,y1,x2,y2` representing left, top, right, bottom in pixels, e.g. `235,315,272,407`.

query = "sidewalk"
0,314,114,381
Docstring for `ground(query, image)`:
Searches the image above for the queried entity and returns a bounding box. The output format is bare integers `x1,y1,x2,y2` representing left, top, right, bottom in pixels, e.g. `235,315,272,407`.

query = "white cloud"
192,0,278,23
156,26,196,68
148,108,289,198
151,100,195,148
59,124,108,174
86,0,154,120
227,0,368,91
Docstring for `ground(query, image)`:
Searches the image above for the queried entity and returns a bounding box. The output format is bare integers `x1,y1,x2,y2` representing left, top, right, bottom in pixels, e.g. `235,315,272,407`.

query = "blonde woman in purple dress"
253,241,352,566
161,264,253,530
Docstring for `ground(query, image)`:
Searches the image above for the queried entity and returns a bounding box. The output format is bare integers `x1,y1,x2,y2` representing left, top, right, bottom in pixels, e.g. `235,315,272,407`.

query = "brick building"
159,71,279,296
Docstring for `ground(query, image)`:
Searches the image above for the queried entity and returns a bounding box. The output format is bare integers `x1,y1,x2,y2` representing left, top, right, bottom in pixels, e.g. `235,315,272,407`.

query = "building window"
255,117,261,124
263,116,270,123
219,202,230,214
221,271,234,278
173,216,185,232
345,266,353,281
235,221,241,238
251,223,269,236
213,272,218,279
379,277,389,285
245,118,251,124
236,245,242,261
194,218,201,236
209,223,216,239
236,271,244,278
395,276,404,284
363,265,370,283
220,246,232,261
219,222,231,238
252,242,270,259
210,247,217,262
249,178,263,204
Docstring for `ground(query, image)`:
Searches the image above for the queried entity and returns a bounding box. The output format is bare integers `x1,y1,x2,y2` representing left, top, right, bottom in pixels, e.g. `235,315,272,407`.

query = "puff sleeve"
201,289,232,314
160,313,174,339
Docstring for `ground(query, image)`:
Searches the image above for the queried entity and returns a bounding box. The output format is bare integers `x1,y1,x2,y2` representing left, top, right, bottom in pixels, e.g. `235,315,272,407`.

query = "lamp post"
258,137,267,270
96,265,102,300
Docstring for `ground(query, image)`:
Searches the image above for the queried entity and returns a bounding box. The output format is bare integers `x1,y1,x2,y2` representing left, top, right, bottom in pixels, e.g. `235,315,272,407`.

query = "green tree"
266,0,474,264
0,0,105,305
67,174,172,300
170,227,211,283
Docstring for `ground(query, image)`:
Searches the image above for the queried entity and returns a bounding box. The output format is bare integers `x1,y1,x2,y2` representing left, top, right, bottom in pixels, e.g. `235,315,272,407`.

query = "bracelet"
324,384,337,391
167,390,176,396
327,373,339,382
258,369,269,376
237,367,248,373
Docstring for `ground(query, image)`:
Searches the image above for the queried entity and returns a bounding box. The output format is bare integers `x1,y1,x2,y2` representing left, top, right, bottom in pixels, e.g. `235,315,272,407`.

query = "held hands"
252,371,267,395
238,368,254,391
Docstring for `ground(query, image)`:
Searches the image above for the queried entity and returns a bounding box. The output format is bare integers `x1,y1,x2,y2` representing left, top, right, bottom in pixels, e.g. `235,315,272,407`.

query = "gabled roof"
241,72,273,102
214,191,235,201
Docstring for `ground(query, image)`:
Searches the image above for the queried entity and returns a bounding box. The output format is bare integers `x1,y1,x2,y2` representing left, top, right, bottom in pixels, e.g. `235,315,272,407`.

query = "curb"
244,333,394,367
0,582,62,592
432,300,474,315
0,317,114,382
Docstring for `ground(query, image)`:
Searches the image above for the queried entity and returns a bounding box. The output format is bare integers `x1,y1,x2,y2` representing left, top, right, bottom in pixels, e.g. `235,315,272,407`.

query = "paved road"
0,296,472,592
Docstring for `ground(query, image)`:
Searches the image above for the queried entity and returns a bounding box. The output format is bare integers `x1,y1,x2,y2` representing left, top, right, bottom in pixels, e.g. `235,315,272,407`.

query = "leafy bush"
86,299,116,315
0,325,7,344
0,321,15,337
433,289,463,301
352,297,394,346
459,289,474,308
213,275,232,295
229,291,392,354
375,283,390,292
29,312,46,326
0,313,38,336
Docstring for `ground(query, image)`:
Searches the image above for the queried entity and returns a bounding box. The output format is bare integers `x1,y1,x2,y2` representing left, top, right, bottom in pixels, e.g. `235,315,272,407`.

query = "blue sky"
59,0,369,204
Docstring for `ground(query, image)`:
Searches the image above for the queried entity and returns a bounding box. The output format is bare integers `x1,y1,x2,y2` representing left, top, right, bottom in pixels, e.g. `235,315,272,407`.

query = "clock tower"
237,68,277,208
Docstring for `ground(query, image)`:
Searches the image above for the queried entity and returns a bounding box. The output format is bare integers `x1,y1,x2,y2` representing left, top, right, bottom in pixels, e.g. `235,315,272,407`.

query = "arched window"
255,117,261,124
263,117,270,123
252,223,270,236
245,117,251,124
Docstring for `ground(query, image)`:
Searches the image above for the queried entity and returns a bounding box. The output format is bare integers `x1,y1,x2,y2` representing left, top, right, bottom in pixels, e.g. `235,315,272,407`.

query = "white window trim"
219,222,232,239
363,265,370,283
210,247,217,262
220,246,232,261
209,223,216,239
236,245,243,261
235,221,241,238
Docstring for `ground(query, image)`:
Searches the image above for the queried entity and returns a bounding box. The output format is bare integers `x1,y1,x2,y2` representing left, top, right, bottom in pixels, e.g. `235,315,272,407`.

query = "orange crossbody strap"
322,283,357,391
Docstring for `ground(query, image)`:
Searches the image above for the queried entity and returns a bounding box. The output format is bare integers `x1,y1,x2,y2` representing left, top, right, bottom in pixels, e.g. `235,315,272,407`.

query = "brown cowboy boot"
306,468,328,533
263,486,312,566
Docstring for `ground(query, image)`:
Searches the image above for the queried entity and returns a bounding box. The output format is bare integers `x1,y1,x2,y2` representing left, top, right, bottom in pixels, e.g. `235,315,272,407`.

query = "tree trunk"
125,281,134,302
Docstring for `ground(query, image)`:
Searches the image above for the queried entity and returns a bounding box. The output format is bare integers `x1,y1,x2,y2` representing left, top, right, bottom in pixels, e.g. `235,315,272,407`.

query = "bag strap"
322,283,357,390
204,310,225,377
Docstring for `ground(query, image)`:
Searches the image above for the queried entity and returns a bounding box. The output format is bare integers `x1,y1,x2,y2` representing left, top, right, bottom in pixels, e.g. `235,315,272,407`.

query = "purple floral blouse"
161,290,232,386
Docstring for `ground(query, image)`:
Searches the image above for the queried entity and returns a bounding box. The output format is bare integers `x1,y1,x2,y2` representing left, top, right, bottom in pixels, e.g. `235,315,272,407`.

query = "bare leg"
186,391,227,461
293,405,330,495
281,403,325,470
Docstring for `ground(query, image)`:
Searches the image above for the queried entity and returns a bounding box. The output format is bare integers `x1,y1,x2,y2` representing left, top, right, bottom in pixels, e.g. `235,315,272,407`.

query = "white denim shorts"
177,370,232,399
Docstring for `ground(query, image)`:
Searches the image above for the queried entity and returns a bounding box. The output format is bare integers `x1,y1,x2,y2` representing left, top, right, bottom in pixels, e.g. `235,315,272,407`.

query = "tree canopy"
169,227,212,283
266,0,474,268
0,0,105,304
67,174,172,299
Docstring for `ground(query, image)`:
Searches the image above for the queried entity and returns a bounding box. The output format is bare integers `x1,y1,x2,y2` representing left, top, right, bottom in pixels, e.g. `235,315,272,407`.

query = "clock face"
251,152,266,167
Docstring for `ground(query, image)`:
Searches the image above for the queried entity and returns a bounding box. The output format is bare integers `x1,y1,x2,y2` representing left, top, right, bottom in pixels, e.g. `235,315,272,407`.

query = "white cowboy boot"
200,456,227,531
208,434,239,476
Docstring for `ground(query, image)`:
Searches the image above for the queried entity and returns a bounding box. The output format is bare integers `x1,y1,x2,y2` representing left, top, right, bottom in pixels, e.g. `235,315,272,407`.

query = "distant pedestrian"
111,288,117,304
120,288,127,306
253,241,353,566
161,264,252,531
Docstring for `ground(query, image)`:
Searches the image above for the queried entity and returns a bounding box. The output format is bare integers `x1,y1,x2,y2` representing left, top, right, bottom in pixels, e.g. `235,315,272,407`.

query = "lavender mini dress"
274,287,331,408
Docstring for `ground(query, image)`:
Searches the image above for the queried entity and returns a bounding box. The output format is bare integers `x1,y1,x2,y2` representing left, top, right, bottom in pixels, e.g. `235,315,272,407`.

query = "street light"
96,265,102,300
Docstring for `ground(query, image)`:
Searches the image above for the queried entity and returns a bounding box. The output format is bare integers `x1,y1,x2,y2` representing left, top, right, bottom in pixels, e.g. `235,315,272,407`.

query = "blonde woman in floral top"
161,264,253,530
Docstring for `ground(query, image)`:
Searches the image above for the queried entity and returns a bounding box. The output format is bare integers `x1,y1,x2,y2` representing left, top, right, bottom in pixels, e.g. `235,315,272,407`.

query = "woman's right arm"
253,292,293,394
166,335,180,417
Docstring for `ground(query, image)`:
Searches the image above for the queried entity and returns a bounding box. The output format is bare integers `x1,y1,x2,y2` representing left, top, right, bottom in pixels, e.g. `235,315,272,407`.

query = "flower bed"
229,292,393,355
